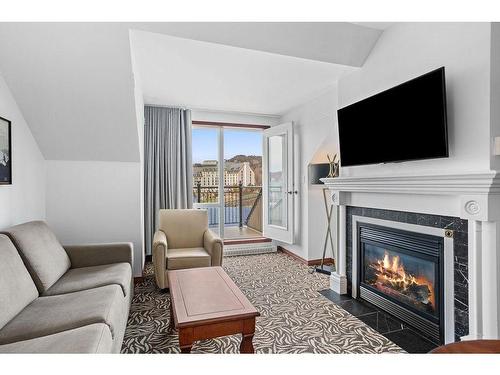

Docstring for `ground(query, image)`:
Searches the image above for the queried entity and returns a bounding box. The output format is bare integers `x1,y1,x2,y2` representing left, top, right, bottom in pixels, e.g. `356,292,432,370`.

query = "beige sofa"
0,221,133,353
153,209,223,289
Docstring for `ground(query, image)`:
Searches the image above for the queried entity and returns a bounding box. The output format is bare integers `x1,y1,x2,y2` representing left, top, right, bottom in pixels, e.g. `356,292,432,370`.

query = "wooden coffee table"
168,266,260,353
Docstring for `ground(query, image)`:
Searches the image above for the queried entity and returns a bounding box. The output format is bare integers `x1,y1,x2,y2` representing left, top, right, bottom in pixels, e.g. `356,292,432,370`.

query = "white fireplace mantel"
321,170,500,341
321,171,500,222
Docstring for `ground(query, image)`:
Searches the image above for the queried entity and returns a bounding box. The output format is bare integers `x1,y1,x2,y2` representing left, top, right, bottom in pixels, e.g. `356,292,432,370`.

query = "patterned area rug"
121,252,404,354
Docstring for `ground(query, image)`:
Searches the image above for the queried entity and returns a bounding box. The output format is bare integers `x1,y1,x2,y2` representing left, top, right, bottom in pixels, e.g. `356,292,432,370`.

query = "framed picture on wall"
0,116,12,185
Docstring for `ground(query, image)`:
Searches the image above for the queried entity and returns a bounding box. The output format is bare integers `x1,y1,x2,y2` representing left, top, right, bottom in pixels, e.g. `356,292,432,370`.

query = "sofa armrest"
203,229,223,266
64,242,133,269
152,230,168,288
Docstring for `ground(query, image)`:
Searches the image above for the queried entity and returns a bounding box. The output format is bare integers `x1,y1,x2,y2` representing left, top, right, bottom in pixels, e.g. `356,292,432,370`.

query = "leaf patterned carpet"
121,252,404,354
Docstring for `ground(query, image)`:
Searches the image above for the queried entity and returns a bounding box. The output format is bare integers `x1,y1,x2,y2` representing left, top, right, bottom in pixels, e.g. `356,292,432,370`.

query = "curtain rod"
143,103,280,118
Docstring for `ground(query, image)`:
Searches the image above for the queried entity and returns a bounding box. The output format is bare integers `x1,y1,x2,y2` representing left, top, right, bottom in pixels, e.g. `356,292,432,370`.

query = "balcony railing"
193,183,262,231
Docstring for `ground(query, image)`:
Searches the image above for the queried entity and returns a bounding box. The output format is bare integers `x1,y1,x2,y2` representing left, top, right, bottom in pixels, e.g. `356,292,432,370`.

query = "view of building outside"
193,158,258,188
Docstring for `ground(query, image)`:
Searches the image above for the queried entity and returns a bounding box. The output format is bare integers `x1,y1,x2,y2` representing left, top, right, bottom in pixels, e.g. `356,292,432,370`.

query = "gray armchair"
152,209,223,289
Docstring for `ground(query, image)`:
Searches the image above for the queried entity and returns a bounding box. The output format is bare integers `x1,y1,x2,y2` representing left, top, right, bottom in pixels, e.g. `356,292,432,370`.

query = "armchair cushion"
2,221,71,294
166,247,211,270
44,263,132,297
64,242,133,269
159,209,208,249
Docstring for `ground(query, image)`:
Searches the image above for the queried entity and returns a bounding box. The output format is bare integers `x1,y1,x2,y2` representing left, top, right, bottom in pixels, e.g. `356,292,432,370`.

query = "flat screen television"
337,67,448,167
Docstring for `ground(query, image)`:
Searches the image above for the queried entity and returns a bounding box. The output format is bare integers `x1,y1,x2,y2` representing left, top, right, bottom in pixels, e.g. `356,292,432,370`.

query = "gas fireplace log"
407,284,432,304
369,265,403,280
374,282,432,306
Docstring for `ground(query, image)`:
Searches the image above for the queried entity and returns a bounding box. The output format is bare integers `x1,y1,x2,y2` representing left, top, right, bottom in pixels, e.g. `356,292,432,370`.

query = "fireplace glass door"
362,243,439,320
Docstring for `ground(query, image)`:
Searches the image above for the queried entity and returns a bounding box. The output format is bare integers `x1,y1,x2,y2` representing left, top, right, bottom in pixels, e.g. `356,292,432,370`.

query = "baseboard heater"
224,242,277,257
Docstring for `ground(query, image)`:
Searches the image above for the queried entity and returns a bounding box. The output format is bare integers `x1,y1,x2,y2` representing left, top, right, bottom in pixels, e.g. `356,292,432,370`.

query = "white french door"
192,124,264,240
262,122,295,244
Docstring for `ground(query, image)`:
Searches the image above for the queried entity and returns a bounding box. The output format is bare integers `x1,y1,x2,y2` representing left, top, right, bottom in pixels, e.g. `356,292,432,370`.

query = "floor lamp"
308,159,337,275
314,187,336,275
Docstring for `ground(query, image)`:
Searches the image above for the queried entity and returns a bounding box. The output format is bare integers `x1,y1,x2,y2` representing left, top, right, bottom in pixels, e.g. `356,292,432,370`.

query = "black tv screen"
337,67,448,167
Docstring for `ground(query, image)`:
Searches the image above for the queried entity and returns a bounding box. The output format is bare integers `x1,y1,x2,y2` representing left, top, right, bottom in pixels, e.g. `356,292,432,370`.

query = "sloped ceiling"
131,30,357,114
132,22,383,67
0,23,382,162
0,23,140,162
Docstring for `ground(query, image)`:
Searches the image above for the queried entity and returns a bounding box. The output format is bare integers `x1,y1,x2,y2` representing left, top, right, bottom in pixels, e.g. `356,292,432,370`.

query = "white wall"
45,160,143,276
490,23,500,172
133,87,145,276
0,71,45,229
339,22,492,177
279,86,339,260
130,35,146,275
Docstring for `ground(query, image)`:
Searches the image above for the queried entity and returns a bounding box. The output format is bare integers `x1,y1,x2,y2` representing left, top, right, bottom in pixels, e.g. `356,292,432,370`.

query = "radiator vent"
224,242,276,257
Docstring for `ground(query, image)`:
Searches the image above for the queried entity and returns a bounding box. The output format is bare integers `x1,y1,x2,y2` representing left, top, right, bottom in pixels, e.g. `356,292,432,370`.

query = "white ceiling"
0,22,383,162
131,30,357,115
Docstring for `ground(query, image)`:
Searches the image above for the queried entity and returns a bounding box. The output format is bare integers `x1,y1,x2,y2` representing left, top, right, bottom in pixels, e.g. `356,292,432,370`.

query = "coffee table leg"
179,328,193,354
240,334,255,353
240,318,256,354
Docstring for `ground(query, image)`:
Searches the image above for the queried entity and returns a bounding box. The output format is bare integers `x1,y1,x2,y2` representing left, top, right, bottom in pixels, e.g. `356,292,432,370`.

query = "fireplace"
358,223,444,343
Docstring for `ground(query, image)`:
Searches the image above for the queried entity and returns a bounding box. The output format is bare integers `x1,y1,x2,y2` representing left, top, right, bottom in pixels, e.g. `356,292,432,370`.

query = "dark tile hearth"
357,311,405,335
336,299,378,316
320,290,438,353
384,329,438,354
319,289,352,303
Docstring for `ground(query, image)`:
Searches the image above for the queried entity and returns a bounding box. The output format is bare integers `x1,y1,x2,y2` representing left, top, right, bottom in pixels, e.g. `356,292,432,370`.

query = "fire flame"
373,251,435,308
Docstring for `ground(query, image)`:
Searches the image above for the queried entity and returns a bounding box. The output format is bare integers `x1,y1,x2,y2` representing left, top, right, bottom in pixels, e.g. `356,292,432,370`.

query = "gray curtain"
144,106,193,256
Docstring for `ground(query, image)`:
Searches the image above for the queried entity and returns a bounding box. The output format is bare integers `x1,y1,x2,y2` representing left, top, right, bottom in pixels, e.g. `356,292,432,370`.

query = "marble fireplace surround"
322,171,500,343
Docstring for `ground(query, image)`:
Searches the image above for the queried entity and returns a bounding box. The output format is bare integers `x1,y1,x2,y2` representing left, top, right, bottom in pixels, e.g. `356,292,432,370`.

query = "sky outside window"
192,127,262,163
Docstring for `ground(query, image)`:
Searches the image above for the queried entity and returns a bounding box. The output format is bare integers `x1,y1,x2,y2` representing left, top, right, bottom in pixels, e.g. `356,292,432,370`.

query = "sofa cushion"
0,234,39,330
0,323,112,354
159,209,208,249
2,221,71,293
0,284,125,345
167,247,211,270
44,263,132,297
